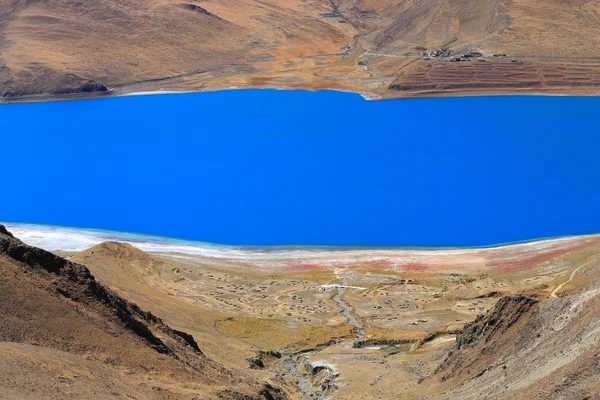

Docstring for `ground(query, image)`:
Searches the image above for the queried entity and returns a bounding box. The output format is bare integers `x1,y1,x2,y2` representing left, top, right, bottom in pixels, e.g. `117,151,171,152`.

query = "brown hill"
74,241,165,284
430,280,600,398
2,0,600,100
0,225,286,400
68,241,267,370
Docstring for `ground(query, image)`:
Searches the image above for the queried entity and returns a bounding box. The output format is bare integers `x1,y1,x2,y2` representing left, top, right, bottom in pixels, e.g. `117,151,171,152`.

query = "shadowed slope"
430,267,600,399
0,225,286,400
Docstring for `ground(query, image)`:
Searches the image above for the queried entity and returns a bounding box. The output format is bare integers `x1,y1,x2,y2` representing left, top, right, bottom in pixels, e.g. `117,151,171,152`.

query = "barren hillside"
430,290,600,399
2,0,600,100
0,225,288,400
3,223,600,399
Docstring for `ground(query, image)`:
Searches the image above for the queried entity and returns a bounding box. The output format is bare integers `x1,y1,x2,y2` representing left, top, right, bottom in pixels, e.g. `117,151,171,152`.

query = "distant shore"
2,84,597,105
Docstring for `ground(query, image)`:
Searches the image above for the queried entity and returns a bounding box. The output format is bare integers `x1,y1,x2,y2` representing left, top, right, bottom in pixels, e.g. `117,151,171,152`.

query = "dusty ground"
2,0,600,100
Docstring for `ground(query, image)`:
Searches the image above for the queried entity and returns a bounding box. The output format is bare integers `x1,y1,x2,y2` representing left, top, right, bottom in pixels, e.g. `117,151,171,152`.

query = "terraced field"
388,58,600,96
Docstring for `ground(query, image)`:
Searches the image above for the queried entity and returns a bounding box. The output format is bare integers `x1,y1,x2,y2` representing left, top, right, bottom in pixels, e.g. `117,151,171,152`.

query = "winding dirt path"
551,257,596,298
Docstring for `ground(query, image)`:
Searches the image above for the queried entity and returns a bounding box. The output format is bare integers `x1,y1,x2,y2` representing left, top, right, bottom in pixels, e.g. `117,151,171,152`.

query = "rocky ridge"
0,225,286,400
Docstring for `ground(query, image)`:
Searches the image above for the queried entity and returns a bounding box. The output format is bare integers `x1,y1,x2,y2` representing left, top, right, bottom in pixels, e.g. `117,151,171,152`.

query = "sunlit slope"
2,0,600,99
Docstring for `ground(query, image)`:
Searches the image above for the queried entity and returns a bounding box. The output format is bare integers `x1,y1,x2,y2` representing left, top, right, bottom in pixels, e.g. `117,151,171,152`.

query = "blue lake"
1,90,599,246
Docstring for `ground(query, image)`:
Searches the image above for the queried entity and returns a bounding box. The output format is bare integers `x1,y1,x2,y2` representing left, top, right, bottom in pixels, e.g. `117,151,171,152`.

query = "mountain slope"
0,225,285,400
430,267,600,399
2,0,600,100
69,241,266,370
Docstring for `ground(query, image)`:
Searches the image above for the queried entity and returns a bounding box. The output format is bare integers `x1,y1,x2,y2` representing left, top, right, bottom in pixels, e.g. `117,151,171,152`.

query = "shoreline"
3,221,599,255
2,84,600,105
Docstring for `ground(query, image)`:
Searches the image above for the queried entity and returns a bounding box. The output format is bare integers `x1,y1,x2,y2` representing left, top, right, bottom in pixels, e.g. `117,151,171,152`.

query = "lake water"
1,90,599,246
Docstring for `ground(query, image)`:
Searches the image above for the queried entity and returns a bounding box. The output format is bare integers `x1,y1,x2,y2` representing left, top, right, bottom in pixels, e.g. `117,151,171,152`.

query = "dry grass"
215,317,353,350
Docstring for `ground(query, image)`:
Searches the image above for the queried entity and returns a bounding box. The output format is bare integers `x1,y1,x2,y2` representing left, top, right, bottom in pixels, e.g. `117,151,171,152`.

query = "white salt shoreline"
2,222,597,263
114,86,376,101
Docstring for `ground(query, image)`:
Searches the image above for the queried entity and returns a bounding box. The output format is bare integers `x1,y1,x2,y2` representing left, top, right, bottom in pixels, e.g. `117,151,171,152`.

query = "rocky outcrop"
2,72,108,100
305,362,339,396
453,295,538,351
0,63,11,98
248,356,265,369
0,225,202,359
218,384,286,400
247,350,282,370
0,224,14,237
435,295,538,382
51,74,108,95
180,3,225,21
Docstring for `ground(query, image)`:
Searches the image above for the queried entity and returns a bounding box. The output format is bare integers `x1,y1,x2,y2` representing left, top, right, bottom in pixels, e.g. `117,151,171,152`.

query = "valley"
3,224,599,398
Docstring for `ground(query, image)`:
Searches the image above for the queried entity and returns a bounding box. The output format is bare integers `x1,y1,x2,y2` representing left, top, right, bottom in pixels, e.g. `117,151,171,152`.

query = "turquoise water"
1,90,599,246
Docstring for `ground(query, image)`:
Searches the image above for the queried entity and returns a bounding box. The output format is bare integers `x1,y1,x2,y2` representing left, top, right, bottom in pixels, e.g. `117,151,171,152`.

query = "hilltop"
2,0,600,101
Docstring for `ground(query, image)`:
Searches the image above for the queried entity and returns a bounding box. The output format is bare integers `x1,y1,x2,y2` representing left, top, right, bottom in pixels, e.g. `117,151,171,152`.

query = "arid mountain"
0,225,287,399
431,292,600,399
2,223,600,399
1,0,600,100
